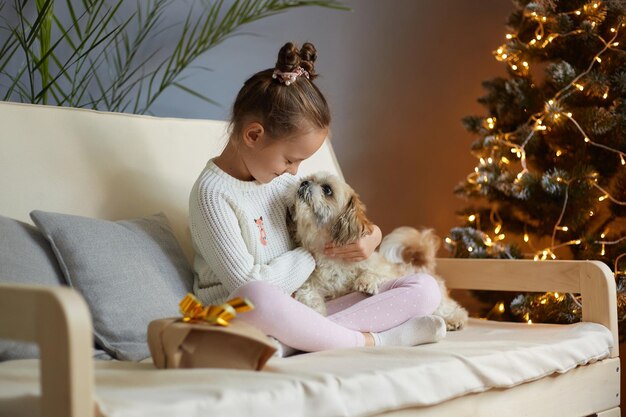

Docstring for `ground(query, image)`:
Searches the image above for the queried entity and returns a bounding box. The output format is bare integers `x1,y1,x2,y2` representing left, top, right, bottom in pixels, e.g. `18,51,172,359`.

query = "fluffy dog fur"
286,172,468,331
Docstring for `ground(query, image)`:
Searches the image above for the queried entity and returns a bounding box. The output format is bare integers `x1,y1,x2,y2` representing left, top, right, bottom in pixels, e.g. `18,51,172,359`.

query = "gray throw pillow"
0,215,64,360
30,211,193,361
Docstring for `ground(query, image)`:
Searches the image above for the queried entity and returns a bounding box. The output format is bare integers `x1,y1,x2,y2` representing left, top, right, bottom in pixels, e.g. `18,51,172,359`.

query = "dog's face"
287,172,373,249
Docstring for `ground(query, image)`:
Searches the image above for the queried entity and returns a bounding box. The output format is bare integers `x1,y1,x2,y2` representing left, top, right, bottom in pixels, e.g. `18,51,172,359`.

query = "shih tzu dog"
286,172,468,331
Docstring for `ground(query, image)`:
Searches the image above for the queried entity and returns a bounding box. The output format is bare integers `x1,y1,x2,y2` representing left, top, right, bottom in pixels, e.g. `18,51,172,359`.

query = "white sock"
371,315,446,347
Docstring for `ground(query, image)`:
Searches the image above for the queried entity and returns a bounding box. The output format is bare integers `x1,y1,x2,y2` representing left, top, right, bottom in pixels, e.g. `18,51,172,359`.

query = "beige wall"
151,1,515,255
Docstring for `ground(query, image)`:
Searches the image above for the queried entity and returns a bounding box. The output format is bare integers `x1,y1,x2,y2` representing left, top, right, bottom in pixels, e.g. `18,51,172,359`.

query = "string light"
469,2,626,294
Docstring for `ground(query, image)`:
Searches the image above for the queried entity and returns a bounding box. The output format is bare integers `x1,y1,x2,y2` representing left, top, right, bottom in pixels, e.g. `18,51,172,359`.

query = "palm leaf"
139,0,348,113
0,0,349,112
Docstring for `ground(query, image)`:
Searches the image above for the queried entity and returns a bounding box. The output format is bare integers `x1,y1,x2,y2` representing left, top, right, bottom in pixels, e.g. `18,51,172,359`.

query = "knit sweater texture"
189,158,316,305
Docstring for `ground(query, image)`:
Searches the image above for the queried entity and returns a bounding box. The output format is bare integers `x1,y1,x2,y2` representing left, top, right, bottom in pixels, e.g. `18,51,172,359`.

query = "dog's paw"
294,290,327,316
354,277,380,295
434,298,469,331
441,306,469,331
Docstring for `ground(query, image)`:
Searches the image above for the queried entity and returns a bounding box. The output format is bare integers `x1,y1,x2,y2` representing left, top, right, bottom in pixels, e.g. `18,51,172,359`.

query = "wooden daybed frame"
0,102,620,417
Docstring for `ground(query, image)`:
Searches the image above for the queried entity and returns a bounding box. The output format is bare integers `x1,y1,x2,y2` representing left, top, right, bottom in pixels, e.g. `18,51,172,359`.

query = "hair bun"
275,42,318,80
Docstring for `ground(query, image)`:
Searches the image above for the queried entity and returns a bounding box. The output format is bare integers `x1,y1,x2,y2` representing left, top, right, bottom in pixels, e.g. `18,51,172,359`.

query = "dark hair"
230,42,331,140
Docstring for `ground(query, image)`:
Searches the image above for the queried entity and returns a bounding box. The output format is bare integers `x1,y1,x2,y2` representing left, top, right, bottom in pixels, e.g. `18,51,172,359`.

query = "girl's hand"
324,225,382,262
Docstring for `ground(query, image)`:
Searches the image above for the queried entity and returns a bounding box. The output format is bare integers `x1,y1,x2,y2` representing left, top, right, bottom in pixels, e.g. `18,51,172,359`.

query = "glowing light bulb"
589,210,594,216
595,57,602,63
556,150,562,157
584,137,590,143
506,34,513,39
599,195,608,201
511,64,518,70
445,237,453,244
603,92,608,99
498,303,505,313
620,155,625,165
501,156,510,164
524,233,529,242
468,214,476,221
468,246,474,252
498,233,506,240
494,224,502,234
554,292,559,298
601,244,606,256
613,42,620,46
576,84,584,91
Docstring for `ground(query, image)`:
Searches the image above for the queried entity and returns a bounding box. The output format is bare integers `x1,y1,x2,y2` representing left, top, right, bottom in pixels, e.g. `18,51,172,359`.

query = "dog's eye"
321,184,333,196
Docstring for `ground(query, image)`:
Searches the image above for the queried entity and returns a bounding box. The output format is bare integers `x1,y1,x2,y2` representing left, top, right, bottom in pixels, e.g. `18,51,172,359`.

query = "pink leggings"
229,273,441,352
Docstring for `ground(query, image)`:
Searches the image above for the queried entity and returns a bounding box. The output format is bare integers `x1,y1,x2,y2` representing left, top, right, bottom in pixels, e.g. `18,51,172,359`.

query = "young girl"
189,41,445,356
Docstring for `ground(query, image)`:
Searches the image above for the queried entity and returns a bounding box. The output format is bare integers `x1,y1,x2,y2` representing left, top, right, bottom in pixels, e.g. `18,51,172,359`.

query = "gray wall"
145,1,514,255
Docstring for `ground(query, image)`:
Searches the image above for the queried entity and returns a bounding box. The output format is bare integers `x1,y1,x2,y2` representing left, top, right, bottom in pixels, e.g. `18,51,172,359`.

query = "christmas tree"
448,0,626,335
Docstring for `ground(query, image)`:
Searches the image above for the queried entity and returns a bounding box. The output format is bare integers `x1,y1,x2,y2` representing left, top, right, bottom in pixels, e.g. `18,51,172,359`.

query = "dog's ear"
330,194,373,246
286,204,300,244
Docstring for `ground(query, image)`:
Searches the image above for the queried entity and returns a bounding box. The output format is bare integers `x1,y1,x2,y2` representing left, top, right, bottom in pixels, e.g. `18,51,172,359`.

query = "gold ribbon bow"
179,293,254,327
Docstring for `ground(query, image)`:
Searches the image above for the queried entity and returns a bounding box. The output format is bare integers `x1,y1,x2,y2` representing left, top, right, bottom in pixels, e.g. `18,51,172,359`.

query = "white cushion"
0,319,613,417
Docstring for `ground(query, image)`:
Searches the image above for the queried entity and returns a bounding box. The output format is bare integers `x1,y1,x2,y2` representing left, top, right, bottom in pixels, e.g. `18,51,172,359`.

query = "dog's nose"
300,180,310,188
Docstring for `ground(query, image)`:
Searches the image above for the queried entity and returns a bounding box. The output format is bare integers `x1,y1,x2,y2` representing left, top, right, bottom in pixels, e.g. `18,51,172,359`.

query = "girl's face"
244,126,329,183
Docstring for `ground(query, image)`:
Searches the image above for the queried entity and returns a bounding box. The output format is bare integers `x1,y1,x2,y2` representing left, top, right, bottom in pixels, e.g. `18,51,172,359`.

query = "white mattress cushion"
0,319,613,417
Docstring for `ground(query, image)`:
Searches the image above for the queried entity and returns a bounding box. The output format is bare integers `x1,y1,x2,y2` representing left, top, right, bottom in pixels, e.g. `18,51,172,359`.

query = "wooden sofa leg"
0,284,95,417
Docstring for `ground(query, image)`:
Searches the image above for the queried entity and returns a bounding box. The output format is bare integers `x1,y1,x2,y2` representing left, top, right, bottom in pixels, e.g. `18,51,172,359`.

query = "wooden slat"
436,258,583,292
436,258,619,358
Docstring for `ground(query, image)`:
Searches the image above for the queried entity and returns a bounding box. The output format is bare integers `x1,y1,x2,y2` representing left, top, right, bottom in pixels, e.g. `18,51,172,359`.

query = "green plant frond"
34,22,125,103
2,0,348,110
141,0,347,112
65,0,83,41
172,81,221,106
186,65,214,73
25,0,53,46
2,66,29,101
0,35,20,74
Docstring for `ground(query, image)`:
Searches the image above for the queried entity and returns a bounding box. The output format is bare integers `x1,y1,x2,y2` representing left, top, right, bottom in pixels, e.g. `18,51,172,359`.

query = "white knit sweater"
189,158,316,305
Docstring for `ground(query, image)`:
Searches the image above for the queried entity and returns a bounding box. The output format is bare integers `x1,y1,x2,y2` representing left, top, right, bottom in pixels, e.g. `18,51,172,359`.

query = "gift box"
147,294,277,370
